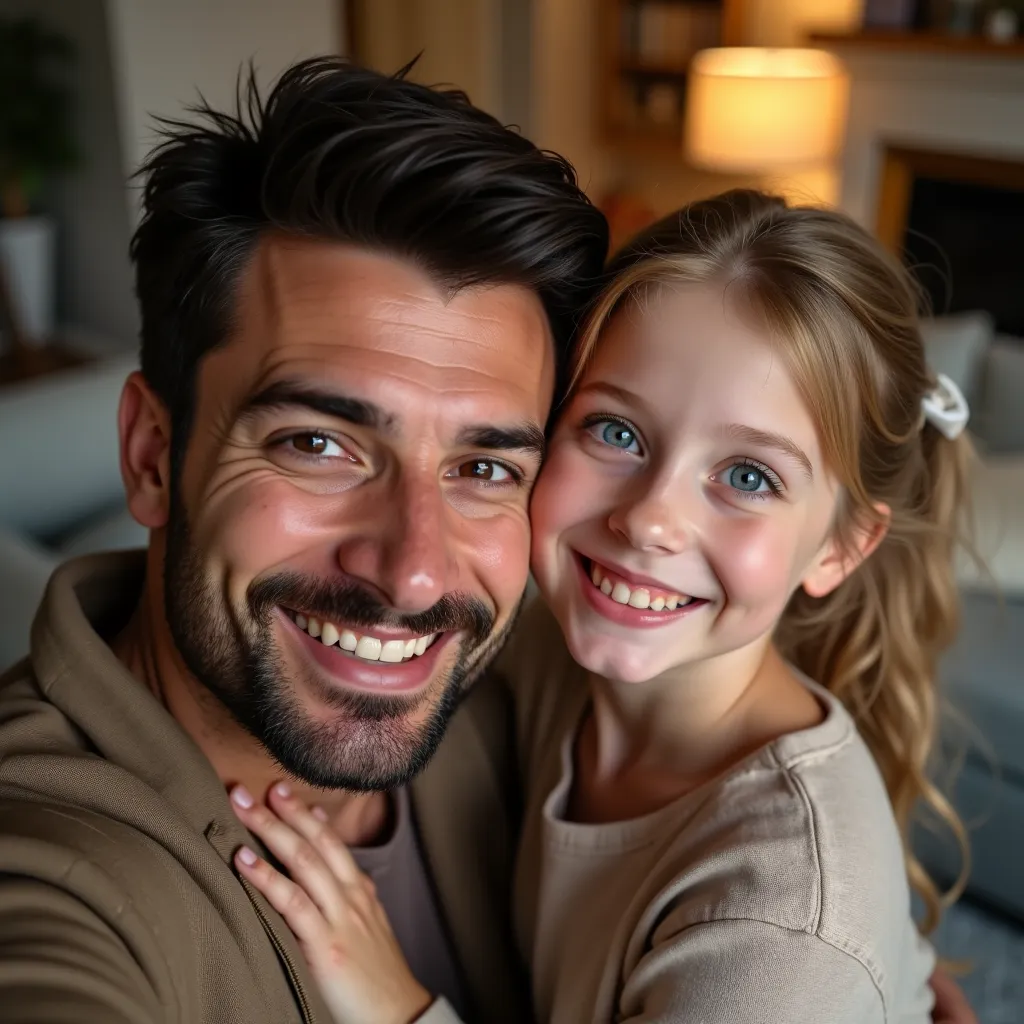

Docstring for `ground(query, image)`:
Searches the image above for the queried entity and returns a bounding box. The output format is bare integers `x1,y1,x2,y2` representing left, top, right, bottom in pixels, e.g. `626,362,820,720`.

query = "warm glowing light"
685,48,849,172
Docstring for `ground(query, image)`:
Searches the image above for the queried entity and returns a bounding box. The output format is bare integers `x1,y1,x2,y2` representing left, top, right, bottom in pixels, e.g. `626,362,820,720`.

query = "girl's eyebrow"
723,424,814,480
575,381,649,412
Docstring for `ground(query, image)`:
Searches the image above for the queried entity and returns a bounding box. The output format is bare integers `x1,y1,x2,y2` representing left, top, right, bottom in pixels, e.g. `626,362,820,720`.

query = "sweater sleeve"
0,877,167,1024
617,918,886,1024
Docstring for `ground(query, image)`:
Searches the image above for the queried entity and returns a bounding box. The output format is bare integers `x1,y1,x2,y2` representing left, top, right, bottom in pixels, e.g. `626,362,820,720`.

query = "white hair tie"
921,372,970,440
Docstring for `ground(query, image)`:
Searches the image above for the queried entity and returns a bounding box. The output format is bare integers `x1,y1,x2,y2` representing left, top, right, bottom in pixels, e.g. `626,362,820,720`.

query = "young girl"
231,190,973,1023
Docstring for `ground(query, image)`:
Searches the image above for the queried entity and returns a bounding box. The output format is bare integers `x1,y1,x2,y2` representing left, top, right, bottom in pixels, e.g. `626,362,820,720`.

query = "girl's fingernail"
311,806,328,822
231,785,254,809
274,782,291,799
238,845,258,866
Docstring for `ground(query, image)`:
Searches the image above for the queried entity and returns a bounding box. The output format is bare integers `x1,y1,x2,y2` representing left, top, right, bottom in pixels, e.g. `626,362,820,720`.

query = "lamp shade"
684,48,848,173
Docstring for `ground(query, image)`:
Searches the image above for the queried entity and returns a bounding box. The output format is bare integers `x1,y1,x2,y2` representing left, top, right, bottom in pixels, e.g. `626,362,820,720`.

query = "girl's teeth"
355,636,382,661
320,622,339,647
588,561,689,612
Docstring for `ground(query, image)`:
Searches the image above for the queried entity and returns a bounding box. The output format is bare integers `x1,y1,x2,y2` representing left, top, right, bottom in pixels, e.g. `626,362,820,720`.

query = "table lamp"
684,47,849,204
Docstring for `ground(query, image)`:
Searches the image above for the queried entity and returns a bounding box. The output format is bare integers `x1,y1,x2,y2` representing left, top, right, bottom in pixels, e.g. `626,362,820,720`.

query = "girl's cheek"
709,516,804,605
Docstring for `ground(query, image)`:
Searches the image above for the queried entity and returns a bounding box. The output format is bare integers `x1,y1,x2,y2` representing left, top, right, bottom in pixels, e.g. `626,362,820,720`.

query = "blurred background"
0,1,1022,1019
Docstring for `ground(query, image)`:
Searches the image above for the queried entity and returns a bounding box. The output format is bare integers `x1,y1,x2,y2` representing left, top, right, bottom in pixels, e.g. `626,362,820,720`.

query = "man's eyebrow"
238,381,396,433
457,424,546,461
725,423,814,480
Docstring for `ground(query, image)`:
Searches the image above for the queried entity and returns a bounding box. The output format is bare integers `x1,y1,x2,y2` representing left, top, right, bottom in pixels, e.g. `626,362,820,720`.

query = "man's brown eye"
455,460,512,482
289,434,345,458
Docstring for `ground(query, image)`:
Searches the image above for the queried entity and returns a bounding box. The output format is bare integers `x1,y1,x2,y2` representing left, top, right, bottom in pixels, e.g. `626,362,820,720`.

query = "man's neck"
110,592,390,847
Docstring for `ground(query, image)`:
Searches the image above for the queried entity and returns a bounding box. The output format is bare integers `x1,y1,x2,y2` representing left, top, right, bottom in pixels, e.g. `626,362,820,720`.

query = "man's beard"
163,505,518,792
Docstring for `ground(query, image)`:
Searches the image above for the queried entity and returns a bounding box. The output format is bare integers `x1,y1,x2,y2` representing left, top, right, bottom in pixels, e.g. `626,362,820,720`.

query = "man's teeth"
589,561,688,611
292,613,435,663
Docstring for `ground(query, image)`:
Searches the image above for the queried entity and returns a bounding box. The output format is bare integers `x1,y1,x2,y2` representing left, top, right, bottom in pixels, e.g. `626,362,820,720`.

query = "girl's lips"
573,553,708,629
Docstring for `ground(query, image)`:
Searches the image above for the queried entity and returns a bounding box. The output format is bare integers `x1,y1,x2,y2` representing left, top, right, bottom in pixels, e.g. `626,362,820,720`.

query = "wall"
350,0,524,124
107,0,342,185
349,1,491,106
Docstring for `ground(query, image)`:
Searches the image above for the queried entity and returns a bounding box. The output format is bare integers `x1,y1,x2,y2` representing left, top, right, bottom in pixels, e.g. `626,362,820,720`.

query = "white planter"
0,216,57,347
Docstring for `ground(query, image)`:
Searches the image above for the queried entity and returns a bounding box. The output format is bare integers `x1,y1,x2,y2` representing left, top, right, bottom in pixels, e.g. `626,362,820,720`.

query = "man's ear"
119,371,172,529
801,503,891,599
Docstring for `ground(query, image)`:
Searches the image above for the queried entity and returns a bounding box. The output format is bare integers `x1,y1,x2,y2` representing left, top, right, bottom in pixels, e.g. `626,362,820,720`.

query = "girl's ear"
801,503,891,599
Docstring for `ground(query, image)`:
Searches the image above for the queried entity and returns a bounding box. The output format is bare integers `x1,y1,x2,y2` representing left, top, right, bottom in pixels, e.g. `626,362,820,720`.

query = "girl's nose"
607,490,694,555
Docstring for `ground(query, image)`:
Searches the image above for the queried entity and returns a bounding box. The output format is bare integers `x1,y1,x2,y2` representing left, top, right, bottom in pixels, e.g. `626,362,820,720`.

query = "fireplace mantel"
821,36,1024,229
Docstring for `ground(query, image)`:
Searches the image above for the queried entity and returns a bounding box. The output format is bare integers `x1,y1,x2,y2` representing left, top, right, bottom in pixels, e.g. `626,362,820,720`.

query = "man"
0,57,976,1024
0,58,606,1024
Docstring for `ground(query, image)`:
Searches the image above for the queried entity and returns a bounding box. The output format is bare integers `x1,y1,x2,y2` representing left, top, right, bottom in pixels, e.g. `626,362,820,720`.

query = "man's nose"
339,471,455,614
607,474,697,556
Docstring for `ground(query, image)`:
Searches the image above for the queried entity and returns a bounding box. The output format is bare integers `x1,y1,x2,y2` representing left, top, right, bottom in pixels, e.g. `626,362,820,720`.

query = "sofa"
0,350,147,671
913,312,1024,921
0,316,1022,918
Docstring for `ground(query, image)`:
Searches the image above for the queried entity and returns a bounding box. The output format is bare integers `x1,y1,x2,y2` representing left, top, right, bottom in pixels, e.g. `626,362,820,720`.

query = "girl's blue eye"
726,463,771,493
599,421,639,451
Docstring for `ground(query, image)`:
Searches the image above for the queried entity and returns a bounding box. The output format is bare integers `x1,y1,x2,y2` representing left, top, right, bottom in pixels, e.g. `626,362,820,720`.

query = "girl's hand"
929,968,978,1024
230,783,432,1024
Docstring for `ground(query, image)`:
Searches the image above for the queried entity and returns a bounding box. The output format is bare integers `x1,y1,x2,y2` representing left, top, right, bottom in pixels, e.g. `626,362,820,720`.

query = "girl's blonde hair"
573,189,971,932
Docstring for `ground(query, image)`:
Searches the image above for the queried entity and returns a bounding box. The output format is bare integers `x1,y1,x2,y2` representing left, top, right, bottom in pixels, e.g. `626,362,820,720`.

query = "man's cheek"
462,512,532,607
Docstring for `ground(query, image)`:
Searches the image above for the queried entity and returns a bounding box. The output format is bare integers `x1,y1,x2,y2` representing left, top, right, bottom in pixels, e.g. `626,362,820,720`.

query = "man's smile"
285,608,440,663
278,608,455,694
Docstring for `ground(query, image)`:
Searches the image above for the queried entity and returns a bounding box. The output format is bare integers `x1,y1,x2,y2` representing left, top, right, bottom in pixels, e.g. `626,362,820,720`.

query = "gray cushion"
914,760,1024,920
977,338,1024,454
940,591,1024,780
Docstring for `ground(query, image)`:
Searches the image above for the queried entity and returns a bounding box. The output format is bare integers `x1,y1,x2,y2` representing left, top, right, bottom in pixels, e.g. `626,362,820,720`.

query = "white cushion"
976,338,1024,454
919,311,994,408
955,455,1024,597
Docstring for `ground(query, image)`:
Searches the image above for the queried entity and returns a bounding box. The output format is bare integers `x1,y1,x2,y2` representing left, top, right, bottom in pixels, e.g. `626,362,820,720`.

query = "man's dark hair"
130,57,608,463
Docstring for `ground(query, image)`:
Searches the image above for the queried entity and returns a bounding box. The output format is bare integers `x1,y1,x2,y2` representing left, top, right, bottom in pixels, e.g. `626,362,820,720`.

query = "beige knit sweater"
499,599,936,1024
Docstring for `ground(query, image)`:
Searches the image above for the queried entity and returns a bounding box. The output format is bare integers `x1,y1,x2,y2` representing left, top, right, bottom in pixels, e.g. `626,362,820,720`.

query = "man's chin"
254,682,462,792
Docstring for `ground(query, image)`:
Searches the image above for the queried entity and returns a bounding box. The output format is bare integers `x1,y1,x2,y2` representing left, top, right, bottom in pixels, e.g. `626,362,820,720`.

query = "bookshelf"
598,0,744,157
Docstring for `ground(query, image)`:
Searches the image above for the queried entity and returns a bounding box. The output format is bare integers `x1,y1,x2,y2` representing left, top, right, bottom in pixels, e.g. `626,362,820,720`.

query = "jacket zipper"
240,875,316,1024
